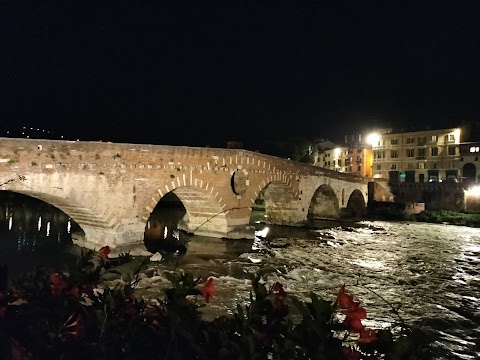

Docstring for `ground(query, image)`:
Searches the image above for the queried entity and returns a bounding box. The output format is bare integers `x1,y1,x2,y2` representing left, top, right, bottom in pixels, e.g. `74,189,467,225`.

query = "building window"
376,165,381,170
433,163,437,169
391,139,398,145
406,137,415,144
357,165,361,171
431,135,438,142
470,146,480,153
338,159,342,166
431,147,438,156
417,163,424,169
374,150,386,159
450,134,455,141
417,148,426,157
406,149,415,157
448,146,456,156
391,150,398,158
417,136,426,145
391,164,397,170
407,163,413,169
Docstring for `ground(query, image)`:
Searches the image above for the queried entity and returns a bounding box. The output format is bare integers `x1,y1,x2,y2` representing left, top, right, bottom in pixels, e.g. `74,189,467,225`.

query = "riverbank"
367,209,480,227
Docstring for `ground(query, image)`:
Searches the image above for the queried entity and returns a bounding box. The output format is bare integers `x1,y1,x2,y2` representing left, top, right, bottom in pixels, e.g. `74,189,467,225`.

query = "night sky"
1,1,479,152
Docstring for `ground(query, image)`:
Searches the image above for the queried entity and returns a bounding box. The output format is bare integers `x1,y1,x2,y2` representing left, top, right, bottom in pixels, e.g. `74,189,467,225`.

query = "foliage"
0,247,432,360
413,209,480,227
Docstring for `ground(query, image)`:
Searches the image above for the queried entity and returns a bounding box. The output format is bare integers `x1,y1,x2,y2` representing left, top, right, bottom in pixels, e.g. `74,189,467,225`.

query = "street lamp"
366,133,380,147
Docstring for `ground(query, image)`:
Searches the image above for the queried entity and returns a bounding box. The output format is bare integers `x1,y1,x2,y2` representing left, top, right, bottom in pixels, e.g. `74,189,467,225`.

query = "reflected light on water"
255,226,269,238
46,221,51,236
352,259,385,270
37,216,42,231
8,216,12,230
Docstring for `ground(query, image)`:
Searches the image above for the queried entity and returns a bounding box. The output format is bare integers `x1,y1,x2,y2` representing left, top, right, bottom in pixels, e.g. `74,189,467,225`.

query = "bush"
0,247,432,359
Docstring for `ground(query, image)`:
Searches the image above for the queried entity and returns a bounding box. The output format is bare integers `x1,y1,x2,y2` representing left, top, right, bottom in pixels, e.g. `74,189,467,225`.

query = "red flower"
61,314,86,340
272,282,287,297
343,302,367,331
198,277,215,302
336,285,355,309
98,246,111,259
49,272,68,296
358,328,378,343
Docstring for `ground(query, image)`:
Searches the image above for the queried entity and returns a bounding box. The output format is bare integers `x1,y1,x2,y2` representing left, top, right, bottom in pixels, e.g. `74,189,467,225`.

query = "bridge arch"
145,182,229,238
0,187,115,249
308,184,339,219
345,189,366,217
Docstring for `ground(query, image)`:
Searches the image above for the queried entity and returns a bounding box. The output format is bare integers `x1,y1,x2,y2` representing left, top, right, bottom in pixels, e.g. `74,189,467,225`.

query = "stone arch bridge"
0,138,368,252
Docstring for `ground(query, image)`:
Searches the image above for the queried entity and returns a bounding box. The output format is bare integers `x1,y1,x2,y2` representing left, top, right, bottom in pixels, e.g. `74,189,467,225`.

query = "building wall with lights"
371,127,461,183
314,130,377,178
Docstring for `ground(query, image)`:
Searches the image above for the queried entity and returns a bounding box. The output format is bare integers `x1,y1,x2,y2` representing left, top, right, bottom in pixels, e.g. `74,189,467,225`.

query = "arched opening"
346,189,366,218
462,163,476,184
145,186,230,254
308,184,339,219
144,191,187,253
0,191,81,281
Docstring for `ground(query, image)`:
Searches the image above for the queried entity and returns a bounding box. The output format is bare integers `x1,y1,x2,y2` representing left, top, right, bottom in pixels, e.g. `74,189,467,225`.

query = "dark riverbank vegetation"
368,208,480,227
0,246,434,359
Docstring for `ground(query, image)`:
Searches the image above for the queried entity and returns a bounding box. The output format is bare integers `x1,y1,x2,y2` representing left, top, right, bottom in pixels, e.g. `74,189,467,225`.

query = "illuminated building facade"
371,128,461,183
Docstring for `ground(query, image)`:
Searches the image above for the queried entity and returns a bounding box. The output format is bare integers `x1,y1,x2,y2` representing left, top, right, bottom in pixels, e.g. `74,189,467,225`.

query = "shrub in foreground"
0,247,432,359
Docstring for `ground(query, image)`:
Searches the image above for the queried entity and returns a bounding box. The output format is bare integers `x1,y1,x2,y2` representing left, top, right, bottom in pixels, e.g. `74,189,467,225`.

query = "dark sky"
1,1,479,151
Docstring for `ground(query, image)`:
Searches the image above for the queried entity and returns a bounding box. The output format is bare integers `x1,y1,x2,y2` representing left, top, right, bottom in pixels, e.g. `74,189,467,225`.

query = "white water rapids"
134,220,480,360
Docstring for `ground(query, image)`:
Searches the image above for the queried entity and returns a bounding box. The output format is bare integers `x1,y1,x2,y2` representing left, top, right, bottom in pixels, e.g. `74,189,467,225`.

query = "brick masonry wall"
0,138,369,248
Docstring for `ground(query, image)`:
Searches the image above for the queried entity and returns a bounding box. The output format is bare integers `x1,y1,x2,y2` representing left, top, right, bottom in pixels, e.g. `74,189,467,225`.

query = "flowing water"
0,192,479,359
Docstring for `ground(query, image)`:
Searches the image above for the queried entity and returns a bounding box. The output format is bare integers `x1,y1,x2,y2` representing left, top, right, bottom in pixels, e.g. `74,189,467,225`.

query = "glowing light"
366,133,380,146
46,221,51,236
67,220,71,233
38,216,42,231
163,226,168,239
454,128,461,143
8,216,12,230
255,226,269,238
465,185,480,196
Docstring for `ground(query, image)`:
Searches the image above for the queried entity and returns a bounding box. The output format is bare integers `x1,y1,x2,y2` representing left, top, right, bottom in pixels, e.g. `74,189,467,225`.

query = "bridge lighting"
366,133,380,146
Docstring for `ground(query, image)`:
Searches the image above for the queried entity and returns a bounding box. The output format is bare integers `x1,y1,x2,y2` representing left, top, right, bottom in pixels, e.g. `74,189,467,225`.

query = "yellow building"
370,127,461,183
316,145,373,178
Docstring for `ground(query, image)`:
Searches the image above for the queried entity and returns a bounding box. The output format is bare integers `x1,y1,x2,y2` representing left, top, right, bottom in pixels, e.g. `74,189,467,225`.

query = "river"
0,192,479,359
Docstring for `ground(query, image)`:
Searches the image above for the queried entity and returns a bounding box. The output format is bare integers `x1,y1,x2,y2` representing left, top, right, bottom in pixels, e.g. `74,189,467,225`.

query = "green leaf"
291,296,312,319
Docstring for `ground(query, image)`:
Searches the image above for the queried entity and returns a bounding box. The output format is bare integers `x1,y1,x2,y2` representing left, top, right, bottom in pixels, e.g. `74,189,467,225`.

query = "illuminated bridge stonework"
0,138,369,252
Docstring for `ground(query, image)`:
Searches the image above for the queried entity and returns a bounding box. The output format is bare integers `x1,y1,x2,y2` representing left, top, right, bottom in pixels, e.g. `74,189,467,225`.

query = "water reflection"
0,191,79,281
